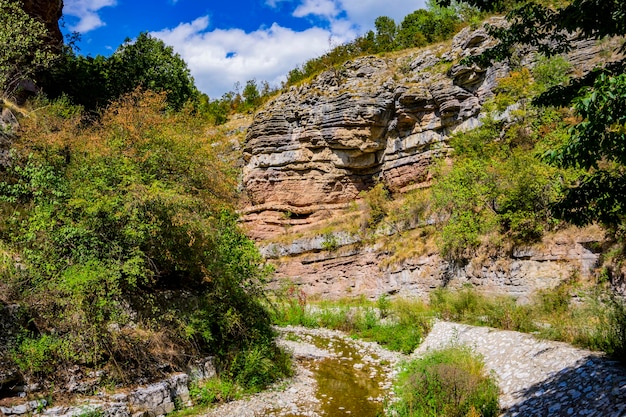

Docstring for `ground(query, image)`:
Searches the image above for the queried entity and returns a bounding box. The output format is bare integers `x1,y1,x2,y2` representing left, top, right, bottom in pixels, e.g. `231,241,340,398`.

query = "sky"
61,0,427,99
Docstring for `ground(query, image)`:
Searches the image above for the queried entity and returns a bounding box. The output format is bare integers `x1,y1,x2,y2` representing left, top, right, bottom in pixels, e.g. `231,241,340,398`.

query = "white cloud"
338,0,428,31
151,0,427,98
293,0,339,19
265,0,291,7
152,17,353,99
289,0,427,31
64,0,117,33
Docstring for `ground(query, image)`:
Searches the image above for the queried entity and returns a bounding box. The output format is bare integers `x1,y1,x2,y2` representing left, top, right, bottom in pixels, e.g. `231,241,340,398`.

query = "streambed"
203,326,405,417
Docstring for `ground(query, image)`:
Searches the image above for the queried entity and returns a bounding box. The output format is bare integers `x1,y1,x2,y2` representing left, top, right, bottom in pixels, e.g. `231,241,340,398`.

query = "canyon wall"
242,23,621,300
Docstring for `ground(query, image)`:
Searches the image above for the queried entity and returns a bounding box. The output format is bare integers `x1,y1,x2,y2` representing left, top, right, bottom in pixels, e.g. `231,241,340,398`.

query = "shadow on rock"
503,356,626,416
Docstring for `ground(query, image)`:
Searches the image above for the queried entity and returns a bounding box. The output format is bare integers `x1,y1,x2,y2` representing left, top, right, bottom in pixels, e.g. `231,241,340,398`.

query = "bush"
0,0,57,96
390,346,499,417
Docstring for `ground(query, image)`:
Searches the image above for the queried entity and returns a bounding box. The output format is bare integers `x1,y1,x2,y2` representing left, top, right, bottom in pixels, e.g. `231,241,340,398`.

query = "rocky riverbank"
205,323,626,417
4,323,625,416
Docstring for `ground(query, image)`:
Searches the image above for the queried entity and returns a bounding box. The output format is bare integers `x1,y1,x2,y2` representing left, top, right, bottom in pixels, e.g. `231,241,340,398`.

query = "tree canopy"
40,33,198,111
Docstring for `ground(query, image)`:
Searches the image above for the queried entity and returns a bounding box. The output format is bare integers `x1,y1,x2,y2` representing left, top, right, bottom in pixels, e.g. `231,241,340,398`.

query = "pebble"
415,321,626,416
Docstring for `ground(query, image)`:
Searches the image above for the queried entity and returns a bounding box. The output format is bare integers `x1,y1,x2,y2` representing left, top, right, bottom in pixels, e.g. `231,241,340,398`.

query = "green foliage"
450,0,626,232
390,346,499,417
432,63,579,262
548,73,626,227
374,16,398,51
428,285,626,361
430,287,536,332
321,232,339,251
396,2,463,49
272,295,431,354
229,343,292,391
242,79,261,110
531,54,572,95
433,157,498,260
362,182,391,229
189,378,241,405
40,33,197,111
0,92,288,387
0,0,57,96
284,2,470,89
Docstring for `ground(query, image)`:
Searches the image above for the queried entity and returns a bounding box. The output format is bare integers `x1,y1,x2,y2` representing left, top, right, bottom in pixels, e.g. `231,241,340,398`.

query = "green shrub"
229,344,293,391
390,346,499,417
189,378,240,405
362,182,391,229
532,54,572,95
272,297,431,354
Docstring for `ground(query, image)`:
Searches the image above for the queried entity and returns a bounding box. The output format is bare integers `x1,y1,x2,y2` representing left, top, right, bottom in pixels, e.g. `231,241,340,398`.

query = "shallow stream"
276,330,397,416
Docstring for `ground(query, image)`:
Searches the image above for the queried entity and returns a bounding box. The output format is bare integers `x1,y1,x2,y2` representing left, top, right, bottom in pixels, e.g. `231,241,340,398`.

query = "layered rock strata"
241,23,623,299
242,23,620,240
264,228,602,302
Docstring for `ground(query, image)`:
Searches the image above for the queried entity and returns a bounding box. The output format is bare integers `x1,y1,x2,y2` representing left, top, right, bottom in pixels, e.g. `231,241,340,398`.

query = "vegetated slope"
240,21,625,300
0,0,292,404
0,92,290,400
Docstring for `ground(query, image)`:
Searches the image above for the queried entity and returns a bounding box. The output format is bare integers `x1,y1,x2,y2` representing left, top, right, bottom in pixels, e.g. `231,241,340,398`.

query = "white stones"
415,321,626,416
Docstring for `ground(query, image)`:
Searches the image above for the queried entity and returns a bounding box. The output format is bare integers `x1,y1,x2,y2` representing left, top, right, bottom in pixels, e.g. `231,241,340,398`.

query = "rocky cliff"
242,22,614,240
22,0,64,48
241,23,623,300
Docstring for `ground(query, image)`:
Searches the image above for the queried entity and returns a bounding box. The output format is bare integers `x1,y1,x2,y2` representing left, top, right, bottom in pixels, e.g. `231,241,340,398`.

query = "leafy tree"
242,79,261,110
40,33,199,111
440,0,626,229
0,0,56,96
374,16,398,51
38,50,110,111
397,3,461,49
1,91,288,385
108,32,199,110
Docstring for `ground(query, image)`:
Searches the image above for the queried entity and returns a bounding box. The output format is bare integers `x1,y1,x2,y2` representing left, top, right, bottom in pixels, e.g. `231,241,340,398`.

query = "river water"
267,328,401,417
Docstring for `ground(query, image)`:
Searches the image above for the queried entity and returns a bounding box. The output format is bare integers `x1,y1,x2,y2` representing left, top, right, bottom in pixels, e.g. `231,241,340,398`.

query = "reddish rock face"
241,27,504,240
241,22,617,241
22,0,64,48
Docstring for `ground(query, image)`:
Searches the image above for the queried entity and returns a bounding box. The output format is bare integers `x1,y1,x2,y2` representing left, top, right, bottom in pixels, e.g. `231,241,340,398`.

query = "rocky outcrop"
242,26,504,240
0,370,212,417
22,0,64,48
241,22,624,300
241,23,622,241
266,227,603,302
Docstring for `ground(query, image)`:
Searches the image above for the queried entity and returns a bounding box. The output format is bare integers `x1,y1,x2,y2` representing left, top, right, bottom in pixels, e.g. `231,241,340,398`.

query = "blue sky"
62,0,426,98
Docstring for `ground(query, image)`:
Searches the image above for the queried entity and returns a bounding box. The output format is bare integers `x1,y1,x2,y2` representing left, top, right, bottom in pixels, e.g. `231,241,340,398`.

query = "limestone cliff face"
261,227,603,302
243,27,496,240
242,23,609,240
241,23,619,300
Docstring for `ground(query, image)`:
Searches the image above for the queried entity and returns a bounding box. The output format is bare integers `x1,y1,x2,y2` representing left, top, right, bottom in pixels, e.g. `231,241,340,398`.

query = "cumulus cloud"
293,0,339,19
152,0,426,98
152,17,353,99
64,0,117,33
298,0,428,31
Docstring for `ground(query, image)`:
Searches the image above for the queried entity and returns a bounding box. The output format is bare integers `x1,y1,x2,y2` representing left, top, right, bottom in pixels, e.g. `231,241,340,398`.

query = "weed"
321,232,339,251
189,378,241,405
389,346,499,417
271,296,431,354
376,294,391,318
